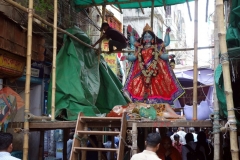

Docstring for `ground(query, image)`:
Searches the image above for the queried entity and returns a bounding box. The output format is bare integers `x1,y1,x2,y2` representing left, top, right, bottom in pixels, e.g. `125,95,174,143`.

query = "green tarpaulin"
215,47,240,126
226,0,240,48
47,26,128,120
74,0,194,9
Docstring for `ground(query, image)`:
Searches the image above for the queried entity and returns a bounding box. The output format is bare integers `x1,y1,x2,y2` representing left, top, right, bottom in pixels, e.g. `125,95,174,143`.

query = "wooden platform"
8,119,213,131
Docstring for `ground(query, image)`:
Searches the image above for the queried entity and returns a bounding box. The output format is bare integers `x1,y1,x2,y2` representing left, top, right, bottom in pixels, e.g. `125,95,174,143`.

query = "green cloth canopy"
74,0,194,9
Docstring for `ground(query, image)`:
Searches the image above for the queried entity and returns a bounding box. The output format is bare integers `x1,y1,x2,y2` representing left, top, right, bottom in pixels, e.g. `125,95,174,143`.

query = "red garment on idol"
123,47,184,104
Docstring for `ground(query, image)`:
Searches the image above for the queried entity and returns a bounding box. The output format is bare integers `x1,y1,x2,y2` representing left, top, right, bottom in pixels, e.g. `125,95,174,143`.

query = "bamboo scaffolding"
213,5,220,160
110,4,122,14
4,0,97,51
95,6,102,19
98,6,106,159
138,2,145,14
27,113,51,121
193,0,198,120
23,0,33,159
186,0,192,21
51,0,57,121
163,0,167,11
150,0,154,28
216,0,239,159
167,46,214,51
205,0,209,22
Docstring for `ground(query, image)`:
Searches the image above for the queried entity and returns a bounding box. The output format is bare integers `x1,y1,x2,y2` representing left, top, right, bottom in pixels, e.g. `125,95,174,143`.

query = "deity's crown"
143,23,153,32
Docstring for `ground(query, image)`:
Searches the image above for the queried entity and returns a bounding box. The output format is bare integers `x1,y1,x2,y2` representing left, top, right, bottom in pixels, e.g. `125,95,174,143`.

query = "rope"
211,111,222,134
120,136,133,157
220,52,229,63
74,134,88,143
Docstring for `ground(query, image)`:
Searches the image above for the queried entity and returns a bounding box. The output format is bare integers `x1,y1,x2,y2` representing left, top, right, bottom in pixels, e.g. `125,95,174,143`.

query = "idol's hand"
169,54,175,59
166,27,171,33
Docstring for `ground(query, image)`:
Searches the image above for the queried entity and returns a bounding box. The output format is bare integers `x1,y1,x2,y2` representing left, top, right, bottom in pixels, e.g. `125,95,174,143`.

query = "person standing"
131,133,161,160
67,132,74,160
157,136,182,160
104,136,117,160
189,127,198,142
172,134,183,155
92,22,127,53
0,132,20,160
182,133,206,160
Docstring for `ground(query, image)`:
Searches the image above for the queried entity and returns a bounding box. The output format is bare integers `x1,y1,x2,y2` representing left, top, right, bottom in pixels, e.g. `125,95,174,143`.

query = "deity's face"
143,32,153,44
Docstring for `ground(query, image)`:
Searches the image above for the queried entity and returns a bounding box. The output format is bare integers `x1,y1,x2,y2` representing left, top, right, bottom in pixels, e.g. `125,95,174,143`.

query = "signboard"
101,39,117,74
0,52,25,78
18,61,44,84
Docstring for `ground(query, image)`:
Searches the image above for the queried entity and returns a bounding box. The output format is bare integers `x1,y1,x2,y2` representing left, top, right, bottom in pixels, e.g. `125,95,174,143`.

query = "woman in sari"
122,23,184,104
157,136,182,160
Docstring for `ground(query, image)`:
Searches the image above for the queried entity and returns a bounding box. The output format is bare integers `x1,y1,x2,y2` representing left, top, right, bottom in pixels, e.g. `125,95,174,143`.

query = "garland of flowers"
137,44,161,84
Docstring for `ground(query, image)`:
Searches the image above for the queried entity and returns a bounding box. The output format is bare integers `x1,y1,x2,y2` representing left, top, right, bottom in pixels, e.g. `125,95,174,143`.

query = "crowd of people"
132,127,214,160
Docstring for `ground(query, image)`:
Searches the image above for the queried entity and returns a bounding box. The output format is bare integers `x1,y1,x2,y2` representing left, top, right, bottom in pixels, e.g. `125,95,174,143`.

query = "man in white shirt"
170,127,185,145
176,127,187,145
131,132,161,160
0,132,20,160
189,127,198,142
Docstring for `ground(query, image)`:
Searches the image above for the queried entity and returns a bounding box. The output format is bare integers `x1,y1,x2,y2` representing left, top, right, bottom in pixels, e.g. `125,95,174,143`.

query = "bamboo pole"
23,0,33,159
51,0,57,121
216,0,239,159
4,0,97,51
132,122,138,155
193,0,198,120
138,2,145,14
205,0,209,22
167,46,214,51
213,5,220,160
186,0,192,21
150,0,154,28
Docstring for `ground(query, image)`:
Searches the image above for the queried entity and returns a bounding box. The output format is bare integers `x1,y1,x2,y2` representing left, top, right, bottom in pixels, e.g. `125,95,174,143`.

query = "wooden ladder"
70,112,127,160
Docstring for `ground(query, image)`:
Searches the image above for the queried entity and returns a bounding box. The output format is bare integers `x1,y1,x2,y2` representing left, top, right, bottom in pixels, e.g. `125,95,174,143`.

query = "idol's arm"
126,53,137,61
164,32,170,47
160,53,169,60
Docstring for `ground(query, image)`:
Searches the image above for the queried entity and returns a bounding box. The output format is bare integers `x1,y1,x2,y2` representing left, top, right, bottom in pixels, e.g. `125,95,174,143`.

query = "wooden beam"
138,2,145,14
186,0,192,21
127,120,213,128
